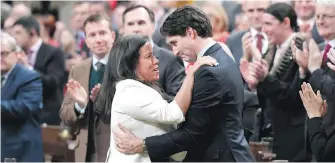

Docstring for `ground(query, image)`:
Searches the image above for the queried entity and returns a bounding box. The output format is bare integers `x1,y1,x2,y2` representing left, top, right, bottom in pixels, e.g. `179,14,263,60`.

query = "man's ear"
283,17,291,29
186,27,196,39
111,31,116,44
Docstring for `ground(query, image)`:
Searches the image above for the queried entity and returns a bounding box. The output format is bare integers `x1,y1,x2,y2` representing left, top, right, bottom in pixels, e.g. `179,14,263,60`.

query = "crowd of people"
1,0,335,162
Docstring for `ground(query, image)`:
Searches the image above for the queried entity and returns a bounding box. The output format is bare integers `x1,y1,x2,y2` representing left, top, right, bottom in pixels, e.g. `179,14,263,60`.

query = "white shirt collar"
297,18,314,28
277,33,296,50
197,40,217,59
92,53,109,70
29,39,43,53
250,27,267,40
326,39,335,47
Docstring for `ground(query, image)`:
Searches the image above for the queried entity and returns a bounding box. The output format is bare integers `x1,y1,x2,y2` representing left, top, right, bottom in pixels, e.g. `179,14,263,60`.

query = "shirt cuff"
75,102,86,114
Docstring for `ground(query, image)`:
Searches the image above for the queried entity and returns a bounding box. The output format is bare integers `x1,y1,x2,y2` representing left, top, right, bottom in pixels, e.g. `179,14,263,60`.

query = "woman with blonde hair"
201,2,230,43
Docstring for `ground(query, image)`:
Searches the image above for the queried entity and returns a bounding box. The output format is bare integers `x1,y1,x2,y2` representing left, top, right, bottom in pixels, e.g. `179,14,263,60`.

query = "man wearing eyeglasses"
306,0,335,134
1,32,43,162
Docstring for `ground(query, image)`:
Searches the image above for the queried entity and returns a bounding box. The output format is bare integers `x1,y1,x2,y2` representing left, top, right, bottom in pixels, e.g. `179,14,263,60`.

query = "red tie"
323,44,331,65
186,62,194,74
256,34,264,53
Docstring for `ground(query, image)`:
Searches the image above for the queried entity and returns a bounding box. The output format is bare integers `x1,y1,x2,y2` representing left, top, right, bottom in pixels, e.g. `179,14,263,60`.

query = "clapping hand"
327,48,335,71
308,39,322,73
67,79,88,108
291,40,309,70
299,82,327,118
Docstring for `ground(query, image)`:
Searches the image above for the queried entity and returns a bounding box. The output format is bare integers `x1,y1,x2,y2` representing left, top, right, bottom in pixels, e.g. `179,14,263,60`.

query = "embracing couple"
89,5,254,162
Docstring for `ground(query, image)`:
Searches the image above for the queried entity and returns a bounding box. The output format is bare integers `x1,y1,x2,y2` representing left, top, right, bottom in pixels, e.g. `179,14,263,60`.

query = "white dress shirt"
106,79,186,163
250,27,269,54
74,54,109,113
28,39,43,67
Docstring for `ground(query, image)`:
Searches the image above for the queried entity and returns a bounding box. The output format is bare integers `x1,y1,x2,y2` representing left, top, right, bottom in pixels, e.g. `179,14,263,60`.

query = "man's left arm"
164,55,186,100
37,49,66,91
1,73,43,121
145,69,221,159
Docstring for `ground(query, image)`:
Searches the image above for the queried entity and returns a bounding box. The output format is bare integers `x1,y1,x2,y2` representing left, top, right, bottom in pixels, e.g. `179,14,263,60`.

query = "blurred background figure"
9,3,31,21
201,1,230,43
11,16,66,126
293,0,324,43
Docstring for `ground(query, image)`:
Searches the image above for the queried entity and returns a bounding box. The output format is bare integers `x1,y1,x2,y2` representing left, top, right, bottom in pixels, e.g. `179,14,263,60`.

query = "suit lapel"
34,43,47,69
1,64,20,99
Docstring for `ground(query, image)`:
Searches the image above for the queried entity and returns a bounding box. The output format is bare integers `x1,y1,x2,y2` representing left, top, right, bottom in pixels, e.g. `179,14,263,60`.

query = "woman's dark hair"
94,34,161,124
265,3,299,32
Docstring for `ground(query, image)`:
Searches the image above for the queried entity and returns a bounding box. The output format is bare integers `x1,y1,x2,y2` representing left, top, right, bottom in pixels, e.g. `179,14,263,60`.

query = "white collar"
29,39,43,53
250,27,268,40
92,53,109,66
197,40,217,59
297,18,314,27
326,39,335,47
277,33,296,49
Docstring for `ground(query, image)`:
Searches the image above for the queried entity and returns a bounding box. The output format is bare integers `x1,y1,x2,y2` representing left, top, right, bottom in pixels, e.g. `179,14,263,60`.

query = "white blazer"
106,79,186,163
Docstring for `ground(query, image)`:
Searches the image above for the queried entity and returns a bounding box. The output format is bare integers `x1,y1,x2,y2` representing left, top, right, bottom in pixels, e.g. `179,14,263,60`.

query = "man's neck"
25,37,39,51
194,37,215,54
324,35,335,43
278,31,294,46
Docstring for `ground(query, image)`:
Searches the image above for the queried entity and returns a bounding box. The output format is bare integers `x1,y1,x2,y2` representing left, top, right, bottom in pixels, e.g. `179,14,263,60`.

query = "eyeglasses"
315,14,335,20
0,51,14,57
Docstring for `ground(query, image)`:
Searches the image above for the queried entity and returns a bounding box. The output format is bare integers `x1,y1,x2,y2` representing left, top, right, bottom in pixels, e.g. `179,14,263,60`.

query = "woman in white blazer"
89,35,217,162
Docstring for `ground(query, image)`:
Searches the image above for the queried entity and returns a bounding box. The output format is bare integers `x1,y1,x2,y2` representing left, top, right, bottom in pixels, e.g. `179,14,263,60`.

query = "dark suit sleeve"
307,117,335,162
309,68,335,102
257,71,305,108
36,49,65,93
146,68,221,159
163,56,186,100
1,73,43,120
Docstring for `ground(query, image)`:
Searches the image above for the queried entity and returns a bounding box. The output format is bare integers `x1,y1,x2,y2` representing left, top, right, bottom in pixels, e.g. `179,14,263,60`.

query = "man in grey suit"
122,4,185,101
226,0,270,65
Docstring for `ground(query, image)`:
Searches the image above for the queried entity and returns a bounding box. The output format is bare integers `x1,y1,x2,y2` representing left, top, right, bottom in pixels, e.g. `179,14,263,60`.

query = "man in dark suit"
226,0,270,65
293,0,324,44
11,16,66,125
242,3,311,161
1,32,44,162
113,5,254,162
122,5,185,101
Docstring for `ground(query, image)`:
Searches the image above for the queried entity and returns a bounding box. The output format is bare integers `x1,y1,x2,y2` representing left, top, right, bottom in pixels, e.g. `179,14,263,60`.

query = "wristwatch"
142,138,148,152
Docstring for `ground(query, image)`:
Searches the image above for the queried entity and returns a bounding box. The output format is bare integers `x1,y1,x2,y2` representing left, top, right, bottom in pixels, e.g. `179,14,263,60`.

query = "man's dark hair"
122,5,155,23
83,13,112,34
13,16,40,36
265,3,299,32
160,5,212,38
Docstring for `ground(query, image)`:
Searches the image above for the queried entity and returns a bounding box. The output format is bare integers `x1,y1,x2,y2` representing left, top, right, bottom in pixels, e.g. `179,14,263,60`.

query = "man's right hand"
67,79,88,108
90,83,101,102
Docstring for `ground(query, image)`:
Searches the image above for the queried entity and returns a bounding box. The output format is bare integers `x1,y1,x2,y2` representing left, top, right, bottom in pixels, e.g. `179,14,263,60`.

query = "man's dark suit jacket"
307,117,335,162
34,42,66,125
1,64,44,162
257,36,310,161
309,43,335,134
146,43,255,162
153,44,185,102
